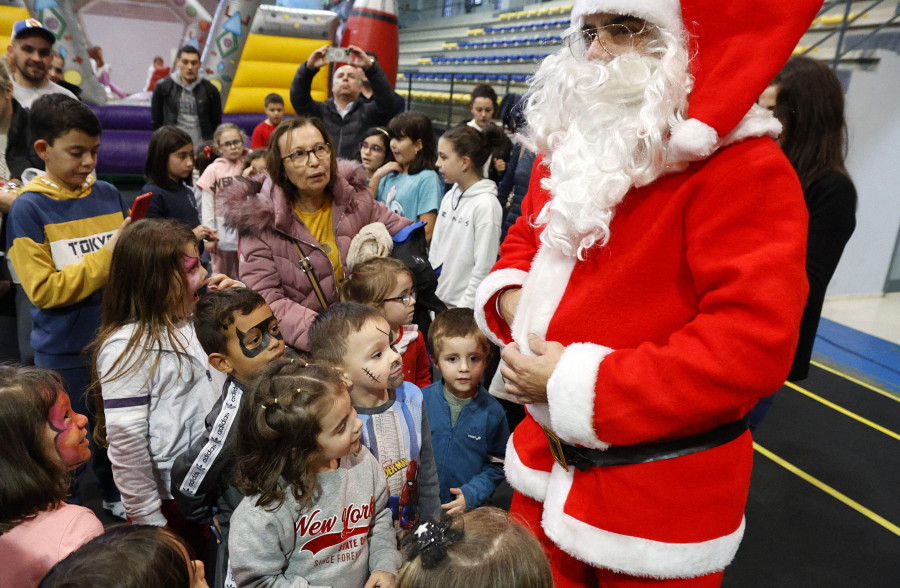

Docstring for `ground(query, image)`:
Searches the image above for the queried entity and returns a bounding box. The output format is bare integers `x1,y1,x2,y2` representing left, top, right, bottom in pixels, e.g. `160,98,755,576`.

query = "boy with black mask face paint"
170,287,286,588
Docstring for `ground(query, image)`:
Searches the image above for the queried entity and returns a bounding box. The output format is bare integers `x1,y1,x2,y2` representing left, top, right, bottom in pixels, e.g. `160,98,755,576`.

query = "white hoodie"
429,178,501,308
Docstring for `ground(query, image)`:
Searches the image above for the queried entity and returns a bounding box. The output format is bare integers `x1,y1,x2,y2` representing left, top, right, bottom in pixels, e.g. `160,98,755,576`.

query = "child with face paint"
228,359,400,588
170,287,286,587
0,365,104,588
309,302,441,534
342,256,431,388
90,219,242,556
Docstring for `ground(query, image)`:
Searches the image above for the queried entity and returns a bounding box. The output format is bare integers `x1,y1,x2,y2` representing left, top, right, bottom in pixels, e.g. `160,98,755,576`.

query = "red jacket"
475,137,807,578
225,161,411,351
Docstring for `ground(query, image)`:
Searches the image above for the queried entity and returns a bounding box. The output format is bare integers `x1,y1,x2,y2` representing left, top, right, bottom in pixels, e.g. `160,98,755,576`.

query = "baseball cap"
12,19,56,45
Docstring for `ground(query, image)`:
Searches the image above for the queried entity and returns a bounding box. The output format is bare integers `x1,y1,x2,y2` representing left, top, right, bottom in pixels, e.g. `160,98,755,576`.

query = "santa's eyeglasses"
564,21,653,58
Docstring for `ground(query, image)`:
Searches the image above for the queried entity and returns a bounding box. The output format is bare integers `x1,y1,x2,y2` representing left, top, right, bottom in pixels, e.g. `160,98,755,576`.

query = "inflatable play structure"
0,0,399,177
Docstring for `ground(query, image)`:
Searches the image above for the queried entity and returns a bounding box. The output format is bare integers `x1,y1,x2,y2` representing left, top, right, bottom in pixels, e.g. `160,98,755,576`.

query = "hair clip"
260,403,267,410
261,398,279,410
203,145,213,155
403,518,463,569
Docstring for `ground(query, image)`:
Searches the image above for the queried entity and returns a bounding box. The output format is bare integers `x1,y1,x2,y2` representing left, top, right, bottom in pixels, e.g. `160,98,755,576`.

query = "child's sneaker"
102,499,127,520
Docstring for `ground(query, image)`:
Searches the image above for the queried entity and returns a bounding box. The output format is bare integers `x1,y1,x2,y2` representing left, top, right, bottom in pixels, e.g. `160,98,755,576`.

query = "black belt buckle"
542,426,569,472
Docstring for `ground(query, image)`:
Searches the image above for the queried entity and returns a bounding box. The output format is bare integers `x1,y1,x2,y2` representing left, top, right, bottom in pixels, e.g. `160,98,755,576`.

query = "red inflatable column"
341,0,399,87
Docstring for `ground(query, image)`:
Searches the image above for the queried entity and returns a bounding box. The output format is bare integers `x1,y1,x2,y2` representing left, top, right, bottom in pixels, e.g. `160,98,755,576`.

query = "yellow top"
293,202,344,284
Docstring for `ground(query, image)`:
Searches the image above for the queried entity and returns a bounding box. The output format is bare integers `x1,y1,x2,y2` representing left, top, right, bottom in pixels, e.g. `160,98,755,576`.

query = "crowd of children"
0,79,549,588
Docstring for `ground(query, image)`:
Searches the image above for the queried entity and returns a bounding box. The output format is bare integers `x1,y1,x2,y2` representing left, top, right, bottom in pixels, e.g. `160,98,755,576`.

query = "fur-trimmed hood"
223,159,370,235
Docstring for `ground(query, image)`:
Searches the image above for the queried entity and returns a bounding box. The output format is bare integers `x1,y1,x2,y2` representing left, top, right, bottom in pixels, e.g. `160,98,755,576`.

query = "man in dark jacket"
151,45,222,145
290,44,395,159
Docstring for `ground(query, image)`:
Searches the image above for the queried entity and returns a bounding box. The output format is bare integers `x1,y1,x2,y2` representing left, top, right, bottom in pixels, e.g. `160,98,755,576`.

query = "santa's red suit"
475,0,822,584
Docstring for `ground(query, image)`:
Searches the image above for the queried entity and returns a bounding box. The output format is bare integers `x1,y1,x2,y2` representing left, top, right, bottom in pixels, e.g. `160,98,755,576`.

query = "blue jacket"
422,382,510,509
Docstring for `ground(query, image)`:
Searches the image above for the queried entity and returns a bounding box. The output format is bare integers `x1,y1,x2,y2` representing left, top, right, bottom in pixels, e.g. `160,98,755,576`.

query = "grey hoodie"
228,448,401,588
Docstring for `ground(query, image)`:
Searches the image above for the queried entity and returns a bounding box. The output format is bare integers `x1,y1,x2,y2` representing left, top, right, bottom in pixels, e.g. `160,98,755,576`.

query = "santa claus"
475,1,822,587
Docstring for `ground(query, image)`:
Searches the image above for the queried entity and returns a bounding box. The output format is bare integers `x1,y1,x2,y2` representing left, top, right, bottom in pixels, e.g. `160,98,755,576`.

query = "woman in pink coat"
226,116,411,351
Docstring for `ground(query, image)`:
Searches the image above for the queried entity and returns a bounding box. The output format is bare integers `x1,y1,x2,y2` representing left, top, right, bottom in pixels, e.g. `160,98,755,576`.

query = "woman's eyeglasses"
359,142,385,153
383,291,416,306
282,143,332,166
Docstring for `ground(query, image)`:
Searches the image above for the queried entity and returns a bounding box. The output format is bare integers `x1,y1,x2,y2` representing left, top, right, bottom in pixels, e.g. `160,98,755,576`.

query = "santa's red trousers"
511,491,726,588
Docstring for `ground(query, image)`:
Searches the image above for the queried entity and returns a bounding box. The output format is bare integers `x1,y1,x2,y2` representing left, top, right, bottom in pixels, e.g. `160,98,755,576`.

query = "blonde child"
229,359,401,587
430,126,502,309
370,113,443,243
91,219,239,552
342,256,431,388
422,309,509,515
395,508,552,588
309,302,441,533
0,366,104,588
198,123,248,277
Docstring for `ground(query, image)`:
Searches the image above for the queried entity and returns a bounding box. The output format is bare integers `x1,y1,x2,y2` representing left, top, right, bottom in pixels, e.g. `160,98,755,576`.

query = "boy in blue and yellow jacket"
6,94,130,510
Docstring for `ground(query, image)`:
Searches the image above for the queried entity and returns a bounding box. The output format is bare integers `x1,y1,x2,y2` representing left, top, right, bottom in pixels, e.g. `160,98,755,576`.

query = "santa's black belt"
541,415,750,472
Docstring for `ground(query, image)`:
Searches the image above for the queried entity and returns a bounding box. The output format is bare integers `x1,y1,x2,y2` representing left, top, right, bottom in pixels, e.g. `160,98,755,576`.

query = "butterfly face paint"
236,314,284,358
47,390,91,469
183,255,204,296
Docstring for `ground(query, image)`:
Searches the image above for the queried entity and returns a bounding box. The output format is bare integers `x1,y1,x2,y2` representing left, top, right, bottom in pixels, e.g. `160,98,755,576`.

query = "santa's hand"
500,334,564,405
441,488,467,516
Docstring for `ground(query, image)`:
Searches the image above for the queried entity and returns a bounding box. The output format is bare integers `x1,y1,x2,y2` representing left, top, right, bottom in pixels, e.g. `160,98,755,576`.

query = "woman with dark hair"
751,56,857,429
225,116,411,352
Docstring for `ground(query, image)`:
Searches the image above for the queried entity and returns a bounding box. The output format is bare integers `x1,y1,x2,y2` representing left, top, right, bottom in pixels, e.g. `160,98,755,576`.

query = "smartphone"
130,192,153,221
324,46,352,63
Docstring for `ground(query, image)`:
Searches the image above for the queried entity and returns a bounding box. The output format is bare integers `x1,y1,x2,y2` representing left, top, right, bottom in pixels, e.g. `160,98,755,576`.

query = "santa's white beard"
522,28,691,259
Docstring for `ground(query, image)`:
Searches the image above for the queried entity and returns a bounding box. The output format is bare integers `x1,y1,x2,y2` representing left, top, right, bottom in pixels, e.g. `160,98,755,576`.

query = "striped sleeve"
6,196,119,309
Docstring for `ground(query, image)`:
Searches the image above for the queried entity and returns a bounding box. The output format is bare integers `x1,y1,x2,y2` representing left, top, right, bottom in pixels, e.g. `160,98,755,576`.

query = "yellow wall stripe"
753,442,900,538
810,360,900,404
785,381,900,442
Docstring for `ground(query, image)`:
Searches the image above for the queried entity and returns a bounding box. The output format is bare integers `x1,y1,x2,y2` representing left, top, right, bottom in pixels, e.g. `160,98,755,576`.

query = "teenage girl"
467,84,511,182
360,126,394,182
91,219,239,550
143,125,216,246
0,365,104,588
229,359,401,588
370,113,443,243
342,256,431,388
429,125,502,309
395,507,553,588
198,123,248,277
41,525,208,588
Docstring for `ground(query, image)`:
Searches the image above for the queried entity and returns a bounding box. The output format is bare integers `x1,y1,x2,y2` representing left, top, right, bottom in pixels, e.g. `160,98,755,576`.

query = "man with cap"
7,19,75,108
474,1,822,586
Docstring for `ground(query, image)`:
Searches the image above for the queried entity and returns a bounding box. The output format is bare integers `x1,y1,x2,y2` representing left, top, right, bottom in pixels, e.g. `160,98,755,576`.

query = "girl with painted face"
90,219,241,555
0,365,104,588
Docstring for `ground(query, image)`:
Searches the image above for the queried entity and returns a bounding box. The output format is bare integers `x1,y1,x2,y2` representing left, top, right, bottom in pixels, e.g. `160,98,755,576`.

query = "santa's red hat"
571,0,822,161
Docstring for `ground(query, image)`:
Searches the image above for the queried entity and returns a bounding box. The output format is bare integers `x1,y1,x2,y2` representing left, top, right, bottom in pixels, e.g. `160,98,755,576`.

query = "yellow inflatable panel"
0,6,31,49
224,87,328,114
240,36,327,63
226,33,331,114
232,60,327,91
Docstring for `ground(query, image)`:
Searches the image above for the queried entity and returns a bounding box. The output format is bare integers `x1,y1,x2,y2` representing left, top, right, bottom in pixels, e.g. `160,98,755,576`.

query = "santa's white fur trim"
504,431,550,501
512,245,576,350
667,118,719,162
572,0,683,34
474,268,528,347
542,464,746,577
547,343,614,449
720,103,782,148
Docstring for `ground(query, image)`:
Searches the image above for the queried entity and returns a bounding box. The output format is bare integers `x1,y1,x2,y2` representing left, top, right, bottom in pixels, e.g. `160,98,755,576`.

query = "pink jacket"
225,161,412,351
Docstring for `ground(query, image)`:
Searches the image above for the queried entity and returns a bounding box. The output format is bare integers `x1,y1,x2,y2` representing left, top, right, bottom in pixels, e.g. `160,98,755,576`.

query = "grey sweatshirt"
228,448,401,588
